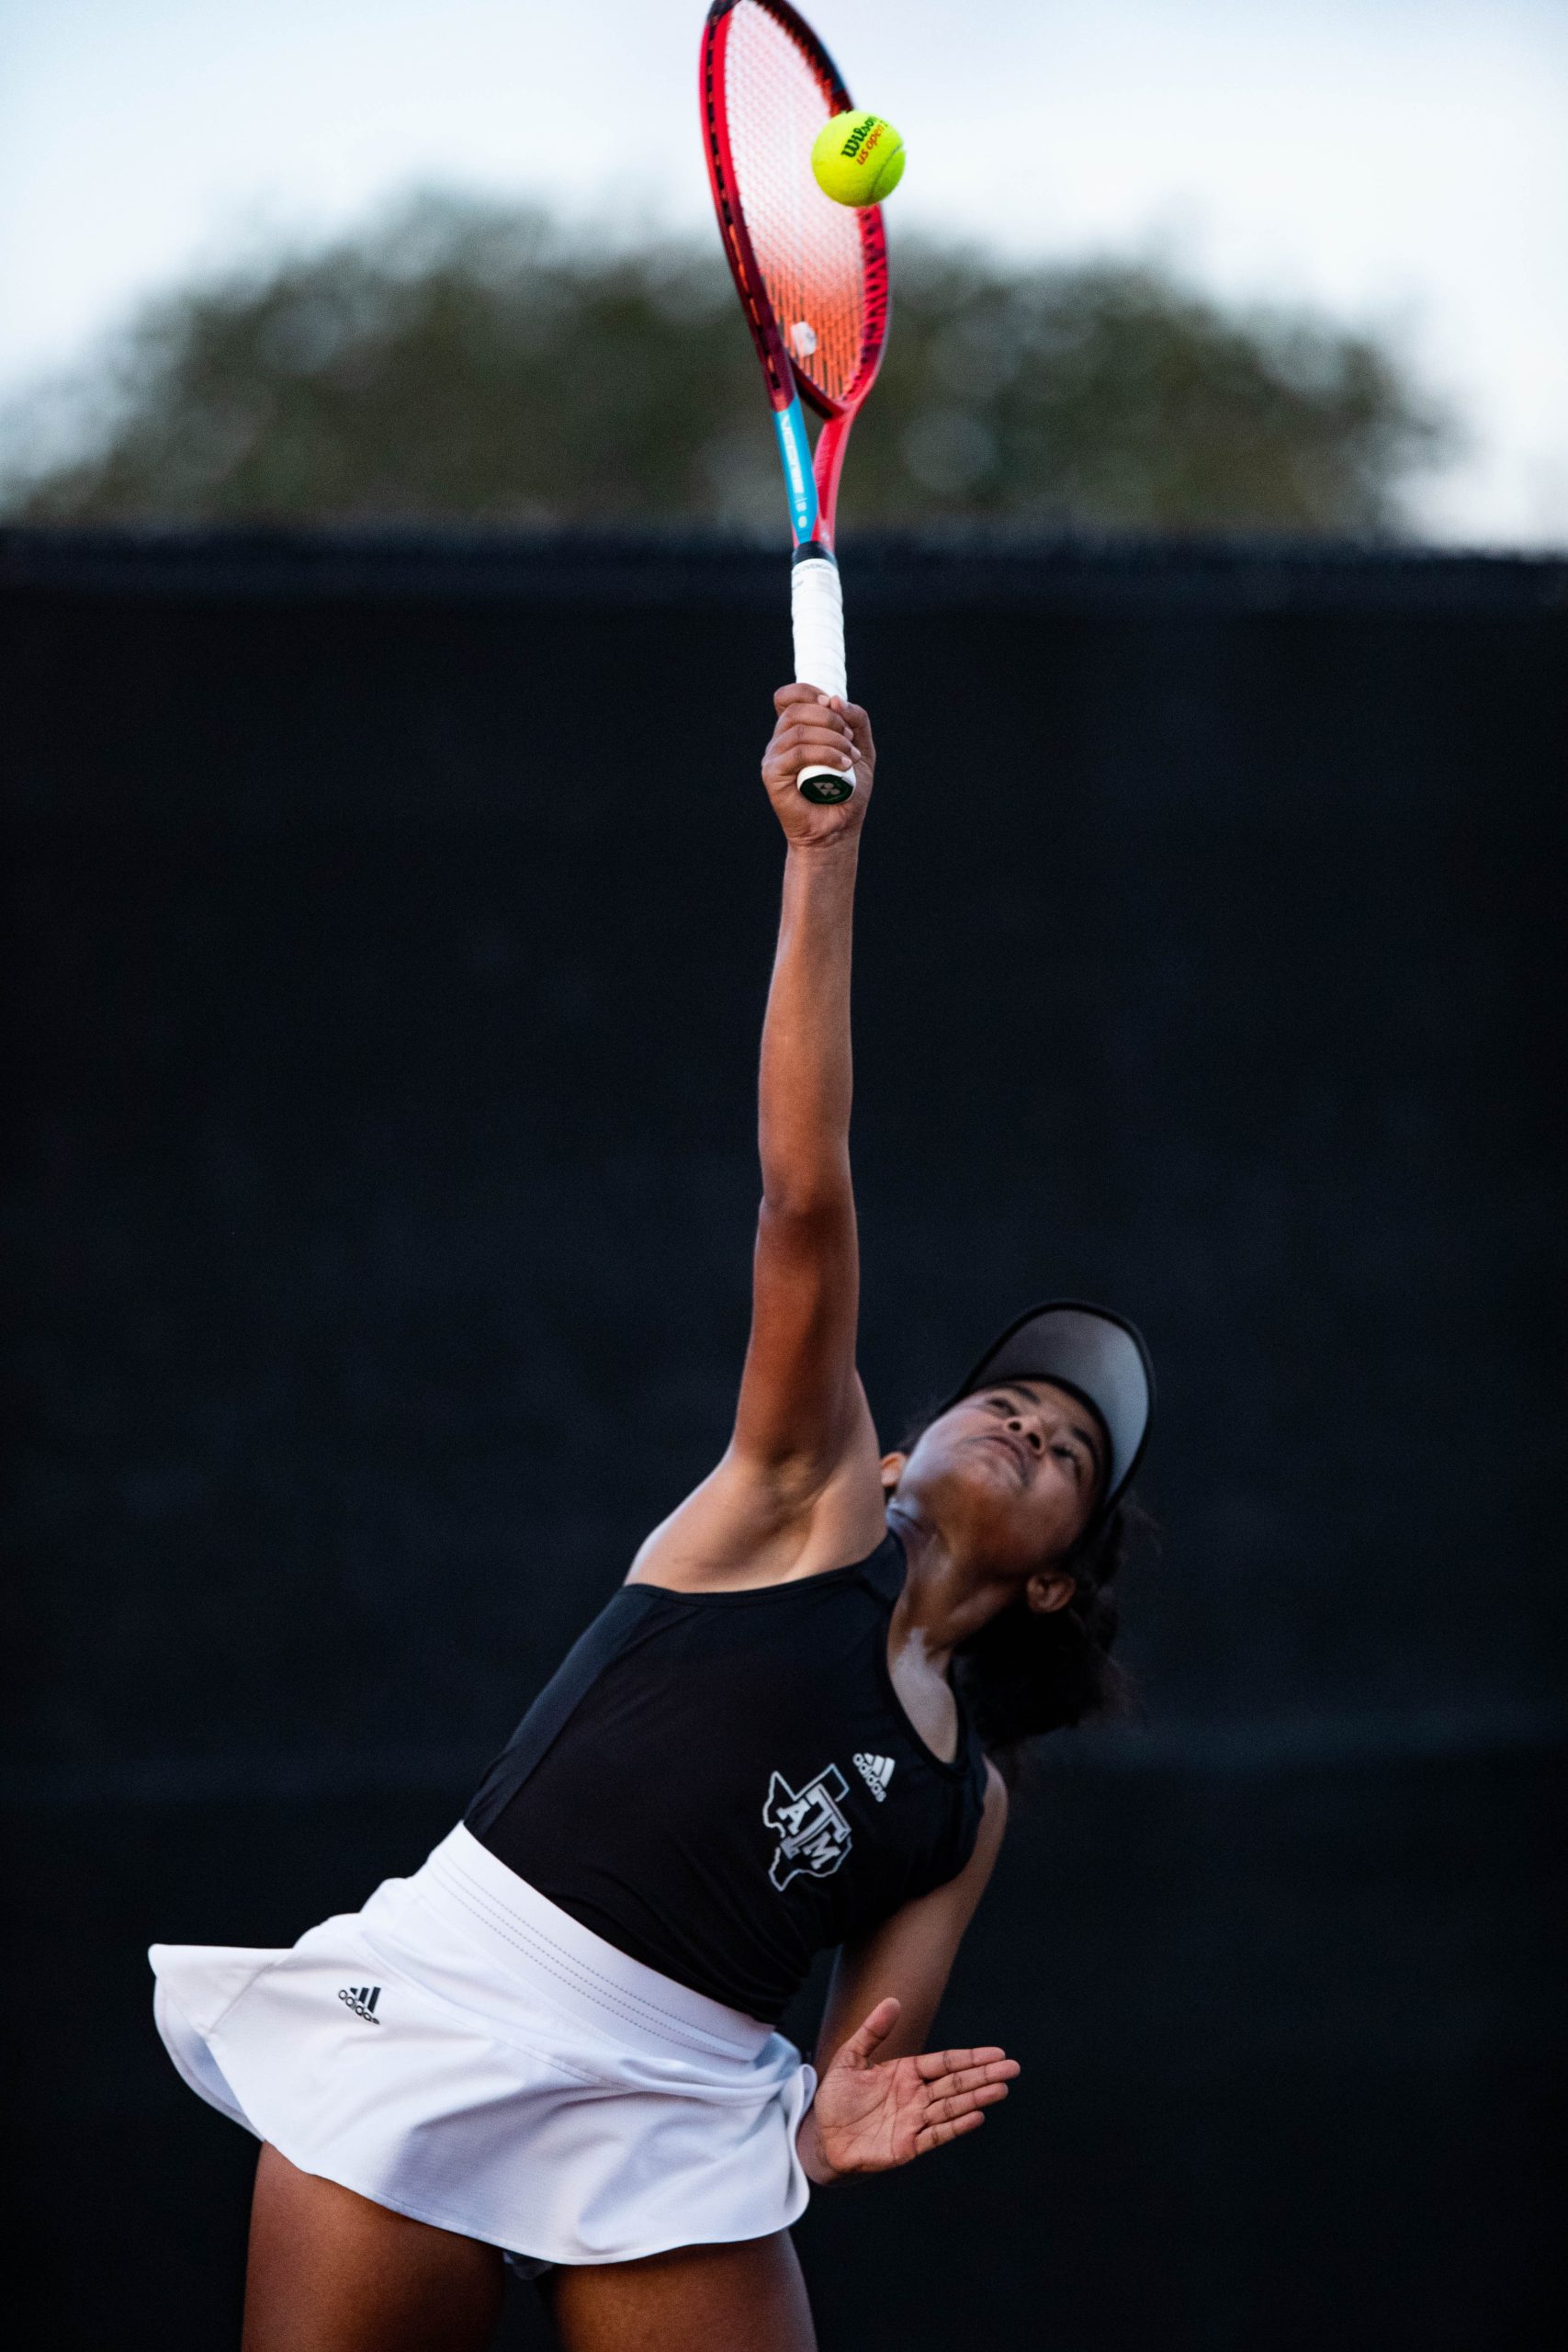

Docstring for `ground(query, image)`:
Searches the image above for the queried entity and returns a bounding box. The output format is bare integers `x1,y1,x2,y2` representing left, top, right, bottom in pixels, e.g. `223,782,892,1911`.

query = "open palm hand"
799,1997,1021,2183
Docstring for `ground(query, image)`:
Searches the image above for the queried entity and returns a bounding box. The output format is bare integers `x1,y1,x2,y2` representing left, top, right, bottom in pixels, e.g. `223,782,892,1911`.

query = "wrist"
784,829,861,867
795,2106,842,2188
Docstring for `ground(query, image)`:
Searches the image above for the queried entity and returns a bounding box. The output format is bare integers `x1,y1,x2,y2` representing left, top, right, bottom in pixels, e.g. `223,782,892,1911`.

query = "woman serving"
152,684,1153,2352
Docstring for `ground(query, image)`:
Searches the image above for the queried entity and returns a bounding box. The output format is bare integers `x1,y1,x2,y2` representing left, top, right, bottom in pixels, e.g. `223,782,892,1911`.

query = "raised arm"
627,684,886,1591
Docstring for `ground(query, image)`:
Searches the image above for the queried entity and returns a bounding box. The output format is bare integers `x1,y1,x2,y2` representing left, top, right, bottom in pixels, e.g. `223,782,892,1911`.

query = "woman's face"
886,1379,1108,1597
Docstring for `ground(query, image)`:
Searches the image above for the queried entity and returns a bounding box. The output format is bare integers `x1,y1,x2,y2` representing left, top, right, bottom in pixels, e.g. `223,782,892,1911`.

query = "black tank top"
464,1532,988,2023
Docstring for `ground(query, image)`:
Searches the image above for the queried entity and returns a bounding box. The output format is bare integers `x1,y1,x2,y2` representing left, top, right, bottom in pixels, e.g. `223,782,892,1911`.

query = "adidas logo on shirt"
853,1752,896,1802
338,1984,382,2023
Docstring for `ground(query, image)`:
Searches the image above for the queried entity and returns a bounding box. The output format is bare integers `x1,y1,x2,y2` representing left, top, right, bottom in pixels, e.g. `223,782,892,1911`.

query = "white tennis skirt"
149,1822,816,2270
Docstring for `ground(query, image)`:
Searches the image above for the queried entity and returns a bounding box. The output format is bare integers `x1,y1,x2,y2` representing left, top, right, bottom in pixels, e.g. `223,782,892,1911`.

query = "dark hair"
899,1409,1154,1789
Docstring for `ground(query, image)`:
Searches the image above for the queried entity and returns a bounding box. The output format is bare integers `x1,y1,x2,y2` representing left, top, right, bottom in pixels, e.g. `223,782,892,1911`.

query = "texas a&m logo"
763,1762,852,1892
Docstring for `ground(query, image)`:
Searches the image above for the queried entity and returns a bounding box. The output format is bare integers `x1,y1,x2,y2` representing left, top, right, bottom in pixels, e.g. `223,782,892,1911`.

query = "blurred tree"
1,194,1448,534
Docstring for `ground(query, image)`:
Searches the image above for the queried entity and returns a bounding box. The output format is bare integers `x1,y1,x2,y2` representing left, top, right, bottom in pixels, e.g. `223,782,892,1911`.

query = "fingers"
838,697,874,764
773,683,870,738
905,2048,1019,2161
838,1996,901,2066
919,2059,1020,2104
770,699,855,747
767,687,866,775
913,2109,987,2156
773,681,849,713
914,2044,1013,2082
763,708,858,786
908,2074,1014,2159
923,2077,1012,2126
769,717,855,765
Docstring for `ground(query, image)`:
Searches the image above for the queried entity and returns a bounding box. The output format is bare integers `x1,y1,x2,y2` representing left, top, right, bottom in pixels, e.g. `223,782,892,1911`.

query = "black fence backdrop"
3,529,1563,2351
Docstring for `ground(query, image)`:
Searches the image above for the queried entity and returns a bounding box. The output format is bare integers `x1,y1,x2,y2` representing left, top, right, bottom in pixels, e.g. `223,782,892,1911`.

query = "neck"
885,1499,1019,1665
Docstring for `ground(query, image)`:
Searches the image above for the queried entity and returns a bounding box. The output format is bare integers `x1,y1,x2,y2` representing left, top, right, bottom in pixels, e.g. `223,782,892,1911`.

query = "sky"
1,0,1563,544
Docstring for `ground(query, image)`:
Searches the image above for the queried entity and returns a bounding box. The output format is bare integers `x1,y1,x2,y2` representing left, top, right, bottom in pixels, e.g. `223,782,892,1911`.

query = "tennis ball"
810,110,905,208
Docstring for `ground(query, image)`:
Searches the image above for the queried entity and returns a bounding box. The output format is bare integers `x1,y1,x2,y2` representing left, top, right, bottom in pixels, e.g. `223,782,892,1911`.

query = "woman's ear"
1024,1569,1077,1616
879,1451,907,1497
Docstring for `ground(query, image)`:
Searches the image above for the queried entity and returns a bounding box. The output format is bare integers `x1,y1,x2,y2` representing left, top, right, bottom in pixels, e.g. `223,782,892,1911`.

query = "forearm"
758,836,860,1209
815,1937,944,2075
813,1779,1008,2072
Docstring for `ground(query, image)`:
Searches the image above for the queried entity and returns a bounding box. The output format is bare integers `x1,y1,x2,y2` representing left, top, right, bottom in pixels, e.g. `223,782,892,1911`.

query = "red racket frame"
700,0,891,551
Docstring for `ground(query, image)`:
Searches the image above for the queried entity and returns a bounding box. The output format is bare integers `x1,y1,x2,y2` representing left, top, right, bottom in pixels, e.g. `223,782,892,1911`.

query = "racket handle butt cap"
796,765,855,804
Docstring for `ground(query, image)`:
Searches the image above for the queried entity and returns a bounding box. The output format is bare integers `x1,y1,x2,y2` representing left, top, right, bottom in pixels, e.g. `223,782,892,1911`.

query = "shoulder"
624,1426,887,1595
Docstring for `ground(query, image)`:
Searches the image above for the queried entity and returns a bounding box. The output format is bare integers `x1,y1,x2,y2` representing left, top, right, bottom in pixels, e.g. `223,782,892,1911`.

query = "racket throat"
773,400,853,555
773,398,820,543
809,413,852,551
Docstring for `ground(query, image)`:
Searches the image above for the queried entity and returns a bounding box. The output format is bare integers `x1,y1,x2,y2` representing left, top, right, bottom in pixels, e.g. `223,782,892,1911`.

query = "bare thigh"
242,2143,504,2352
547,2233,817,2352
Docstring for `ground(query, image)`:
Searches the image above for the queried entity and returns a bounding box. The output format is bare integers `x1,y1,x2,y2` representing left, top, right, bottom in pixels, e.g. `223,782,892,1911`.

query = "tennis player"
151,684,1154,2351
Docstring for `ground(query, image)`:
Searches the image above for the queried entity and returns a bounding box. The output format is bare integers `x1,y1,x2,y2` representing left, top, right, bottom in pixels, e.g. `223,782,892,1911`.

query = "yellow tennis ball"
810,110,906,208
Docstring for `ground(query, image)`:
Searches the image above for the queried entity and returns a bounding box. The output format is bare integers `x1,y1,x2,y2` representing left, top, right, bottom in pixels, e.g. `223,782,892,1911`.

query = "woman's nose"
1007,1414,1043,1452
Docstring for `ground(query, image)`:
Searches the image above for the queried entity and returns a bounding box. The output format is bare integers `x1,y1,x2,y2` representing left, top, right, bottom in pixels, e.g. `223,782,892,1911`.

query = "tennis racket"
700,0,891,802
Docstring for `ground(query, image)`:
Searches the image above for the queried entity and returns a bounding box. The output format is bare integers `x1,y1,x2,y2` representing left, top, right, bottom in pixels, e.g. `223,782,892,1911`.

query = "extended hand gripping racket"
701,0,891,800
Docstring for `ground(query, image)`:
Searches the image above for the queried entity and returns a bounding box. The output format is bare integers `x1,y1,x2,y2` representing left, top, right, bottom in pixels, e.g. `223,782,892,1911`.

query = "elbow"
759,1158,853,1226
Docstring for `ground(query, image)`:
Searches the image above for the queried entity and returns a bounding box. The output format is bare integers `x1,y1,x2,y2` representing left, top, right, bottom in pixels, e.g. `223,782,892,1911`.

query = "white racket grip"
791,552,847,701
790,552,854,800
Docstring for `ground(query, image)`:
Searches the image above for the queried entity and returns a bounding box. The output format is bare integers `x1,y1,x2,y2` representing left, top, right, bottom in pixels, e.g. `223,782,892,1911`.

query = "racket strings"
724,0,867,407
